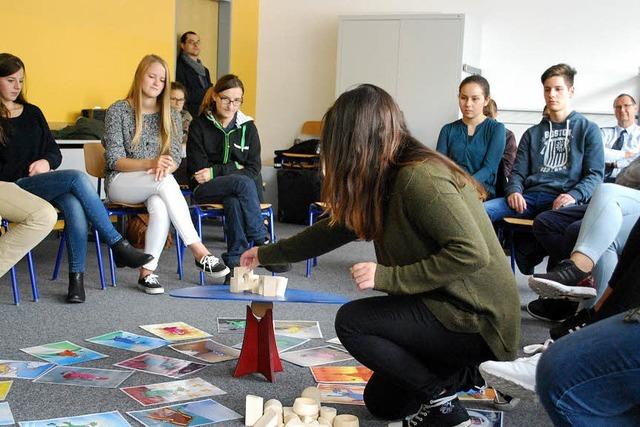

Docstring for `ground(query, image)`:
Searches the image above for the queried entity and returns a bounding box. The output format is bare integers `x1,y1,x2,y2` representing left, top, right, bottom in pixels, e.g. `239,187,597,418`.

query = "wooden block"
230,277,243,293
332,414,359,427
283,407,294,419
317,416,331,426
235,266,252,278
284,413,300,424
293,397,319,417
301,386,321,407
300,415,318,423
254,408,279,427
246,394,264,426
275,276,288,297
319,407,336,423
262,276,278,297
264,399,283,422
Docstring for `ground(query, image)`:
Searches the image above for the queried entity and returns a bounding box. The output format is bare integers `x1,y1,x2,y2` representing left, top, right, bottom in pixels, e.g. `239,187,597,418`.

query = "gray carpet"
0,221,553,426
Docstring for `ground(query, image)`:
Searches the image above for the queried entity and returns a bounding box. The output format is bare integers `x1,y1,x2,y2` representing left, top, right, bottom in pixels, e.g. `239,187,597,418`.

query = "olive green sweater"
260,162,520,361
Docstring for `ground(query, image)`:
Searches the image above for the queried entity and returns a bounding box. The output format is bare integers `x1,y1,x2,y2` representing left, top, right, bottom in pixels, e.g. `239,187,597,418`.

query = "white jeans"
108,171,200,271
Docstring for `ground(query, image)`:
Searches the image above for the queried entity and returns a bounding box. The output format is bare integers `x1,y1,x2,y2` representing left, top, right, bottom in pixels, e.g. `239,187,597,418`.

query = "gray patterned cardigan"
102,99,182,192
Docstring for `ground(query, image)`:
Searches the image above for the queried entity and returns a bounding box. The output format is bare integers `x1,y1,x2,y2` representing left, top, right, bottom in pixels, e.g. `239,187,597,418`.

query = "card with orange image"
310,366,372,384
140,322,211,342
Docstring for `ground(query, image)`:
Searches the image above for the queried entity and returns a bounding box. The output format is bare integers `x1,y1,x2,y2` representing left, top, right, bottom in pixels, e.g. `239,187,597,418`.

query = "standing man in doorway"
176,31,212,117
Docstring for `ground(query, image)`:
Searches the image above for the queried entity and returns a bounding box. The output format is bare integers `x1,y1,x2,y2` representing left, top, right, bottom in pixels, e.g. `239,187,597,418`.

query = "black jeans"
598,217,640,319
533,204,588,270
335,295,494,420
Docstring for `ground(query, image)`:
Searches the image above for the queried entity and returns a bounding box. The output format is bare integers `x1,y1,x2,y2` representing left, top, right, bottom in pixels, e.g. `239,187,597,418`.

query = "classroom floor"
0,221,553,426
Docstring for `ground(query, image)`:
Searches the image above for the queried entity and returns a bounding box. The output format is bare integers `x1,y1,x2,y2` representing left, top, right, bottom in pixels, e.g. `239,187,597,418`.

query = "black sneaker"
528,259,596,301
137,274,164,295
550,308,595,340
195,255,230,278
526,298,578,322
402,395,470,427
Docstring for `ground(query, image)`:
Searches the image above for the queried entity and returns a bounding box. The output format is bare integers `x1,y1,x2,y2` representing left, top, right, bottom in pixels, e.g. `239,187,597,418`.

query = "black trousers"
598,217,640,319
533,204,588,270
334,295,494,420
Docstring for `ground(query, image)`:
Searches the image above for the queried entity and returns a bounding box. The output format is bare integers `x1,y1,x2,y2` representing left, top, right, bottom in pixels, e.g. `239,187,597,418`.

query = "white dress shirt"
601,123,640,176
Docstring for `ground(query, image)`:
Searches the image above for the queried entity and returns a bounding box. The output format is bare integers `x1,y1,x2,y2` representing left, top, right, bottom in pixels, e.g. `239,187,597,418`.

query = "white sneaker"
479,353,540,400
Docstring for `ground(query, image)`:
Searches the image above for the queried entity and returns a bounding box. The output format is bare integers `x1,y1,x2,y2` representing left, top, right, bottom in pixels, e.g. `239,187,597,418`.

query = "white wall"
256,0,640,162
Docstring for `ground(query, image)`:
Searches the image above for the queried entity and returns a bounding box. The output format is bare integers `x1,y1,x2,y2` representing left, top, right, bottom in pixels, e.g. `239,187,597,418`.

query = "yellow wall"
0,0,176,123
176,0,219,79
230,0,260,118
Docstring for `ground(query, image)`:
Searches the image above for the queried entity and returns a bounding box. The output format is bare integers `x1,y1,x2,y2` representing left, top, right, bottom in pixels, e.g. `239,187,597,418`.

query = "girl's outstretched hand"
240,246,260,269
350,262,377,290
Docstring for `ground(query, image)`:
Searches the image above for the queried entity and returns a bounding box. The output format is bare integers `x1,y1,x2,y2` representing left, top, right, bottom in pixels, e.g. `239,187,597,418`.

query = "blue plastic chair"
306,202,326,278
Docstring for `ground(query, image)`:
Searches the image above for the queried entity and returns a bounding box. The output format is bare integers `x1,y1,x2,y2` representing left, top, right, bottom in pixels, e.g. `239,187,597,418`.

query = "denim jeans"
483,190,558,222
193,174,265,267
334,295,494,420
537,310,640,426
16,170,122,272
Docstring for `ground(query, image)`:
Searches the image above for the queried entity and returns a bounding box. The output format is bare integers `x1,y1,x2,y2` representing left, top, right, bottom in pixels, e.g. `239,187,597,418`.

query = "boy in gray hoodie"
485,64,604,222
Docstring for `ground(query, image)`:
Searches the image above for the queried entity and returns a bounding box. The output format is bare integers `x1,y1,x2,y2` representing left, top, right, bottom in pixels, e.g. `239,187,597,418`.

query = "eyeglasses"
186,40,200,46
170,97,185,102
218,96,243,107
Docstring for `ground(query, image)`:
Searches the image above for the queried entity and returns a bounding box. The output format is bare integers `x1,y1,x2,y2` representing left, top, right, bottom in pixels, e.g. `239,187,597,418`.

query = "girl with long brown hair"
103,55,229,295
241,84,520,426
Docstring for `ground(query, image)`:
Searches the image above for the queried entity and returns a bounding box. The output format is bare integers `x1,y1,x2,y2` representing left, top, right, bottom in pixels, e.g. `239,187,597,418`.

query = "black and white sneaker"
549,308,595,340
401,395,470,427
526,298,578,322
137,274,164,295
195,254,230,278
528,259,596,301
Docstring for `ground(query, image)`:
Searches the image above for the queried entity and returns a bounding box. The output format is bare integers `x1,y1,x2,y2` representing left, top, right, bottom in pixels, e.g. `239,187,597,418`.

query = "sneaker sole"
526,305,569,323
528,277,596,301
137,284,165,295
203,265,230,279
479,366,536,401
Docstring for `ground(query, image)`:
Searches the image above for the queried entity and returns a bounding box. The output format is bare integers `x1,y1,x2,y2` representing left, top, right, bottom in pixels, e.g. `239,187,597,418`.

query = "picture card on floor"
274,320,323,339
33,366,133,388
316,383,365,406
233,335,309,353
216,317,246,334
0,381,12,400
21,341,107,366
468,408,503,427
121,378,226,406
140,322,211,342
310,366,373,384
457,387,498,402
115,353,207,378
87,330,169,352
170,339,240,364
280,345,353,367
0,402,14,426
19,411,131,427
0,360,54,379
127,398,241,426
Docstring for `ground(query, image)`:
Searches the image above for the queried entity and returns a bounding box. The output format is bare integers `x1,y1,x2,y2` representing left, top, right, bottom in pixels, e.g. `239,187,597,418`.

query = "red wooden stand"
233,302,283,382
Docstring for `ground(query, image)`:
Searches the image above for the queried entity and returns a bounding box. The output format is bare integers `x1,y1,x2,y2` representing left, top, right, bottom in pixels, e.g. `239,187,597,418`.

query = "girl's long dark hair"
0,53,26,145
320,84,486,240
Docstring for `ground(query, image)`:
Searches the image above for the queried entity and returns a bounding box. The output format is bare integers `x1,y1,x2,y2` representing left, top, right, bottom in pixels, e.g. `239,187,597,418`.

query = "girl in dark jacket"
187,74,267,272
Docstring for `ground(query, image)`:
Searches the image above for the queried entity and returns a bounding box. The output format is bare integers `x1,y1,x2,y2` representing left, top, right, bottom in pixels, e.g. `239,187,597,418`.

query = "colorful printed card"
21,341,107,366
274,320,323,339
114,353,207,378
170,339,240,364
127,398,242,427
33,366,133,388
0,360,54,379
140,322,211,342
310,366,373,384
233,335,309,353
0,402,14,426
19,411,131,427
87,330,169,352
317,383,365,406
216,317,246,334
0,381,12,400
467,409,504,427
457,387,498,402
121,377,225,407
280,345,353,367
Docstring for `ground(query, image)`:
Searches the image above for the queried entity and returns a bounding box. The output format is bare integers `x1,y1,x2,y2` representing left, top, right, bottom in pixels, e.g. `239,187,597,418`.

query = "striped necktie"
612,129,627,150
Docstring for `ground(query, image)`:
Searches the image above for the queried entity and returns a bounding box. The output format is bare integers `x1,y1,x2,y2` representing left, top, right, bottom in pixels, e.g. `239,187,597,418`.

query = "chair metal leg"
26,251,38,302
108,247,117,287
509,228,516,273
306,208,317,278
195,209,206,286
175,230,184,280
93,229,107,290
51,232,66,280
9,266,20,305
